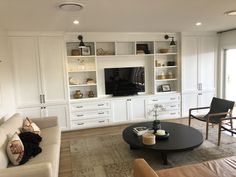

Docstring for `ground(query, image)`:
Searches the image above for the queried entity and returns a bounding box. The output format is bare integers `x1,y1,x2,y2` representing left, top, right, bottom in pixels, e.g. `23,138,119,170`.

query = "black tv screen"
104,67,145,96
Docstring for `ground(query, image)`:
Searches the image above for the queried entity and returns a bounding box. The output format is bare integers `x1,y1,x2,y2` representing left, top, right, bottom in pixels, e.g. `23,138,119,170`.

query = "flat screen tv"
104,67,145,96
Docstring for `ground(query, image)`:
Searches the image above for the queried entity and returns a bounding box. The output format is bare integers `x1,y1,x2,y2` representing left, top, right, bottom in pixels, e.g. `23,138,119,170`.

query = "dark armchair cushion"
205,97,235,123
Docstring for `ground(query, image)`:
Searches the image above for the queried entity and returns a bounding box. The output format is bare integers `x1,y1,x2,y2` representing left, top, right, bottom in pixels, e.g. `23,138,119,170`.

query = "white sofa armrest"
0,163,53,177
32,116,59,129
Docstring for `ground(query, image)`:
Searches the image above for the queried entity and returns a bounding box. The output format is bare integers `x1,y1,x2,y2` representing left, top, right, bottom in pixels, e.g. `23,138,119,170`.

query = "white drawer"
148,110,180,119
71,118,110,128
71,101,110,111
148,102,180,112
71,110,111,120
147,94,180,104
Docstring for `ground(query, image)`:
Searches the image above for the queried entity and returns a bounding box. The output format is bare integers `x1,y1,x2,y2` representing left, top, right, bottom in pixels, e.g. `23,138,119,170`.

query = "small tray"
155,132,170,140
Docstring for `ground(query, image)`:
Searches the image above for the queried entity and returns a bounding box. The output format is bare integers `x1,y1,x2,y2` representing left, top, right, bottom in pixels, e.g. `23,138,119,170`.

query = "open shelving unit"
66,38,180,100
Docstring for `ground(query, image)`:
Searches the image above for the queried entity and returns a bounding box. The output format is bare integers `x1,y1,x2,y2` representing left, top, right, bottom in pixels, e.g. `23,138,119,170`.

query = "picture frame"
82,46,91,56
161,84,171,92
136,44,150,54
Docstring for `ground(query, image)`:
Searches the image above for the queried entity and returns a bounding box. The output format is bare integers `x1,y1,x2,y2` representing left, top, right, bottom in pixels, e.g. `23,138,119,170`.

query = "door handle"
40,95,43,104
42,94,46,103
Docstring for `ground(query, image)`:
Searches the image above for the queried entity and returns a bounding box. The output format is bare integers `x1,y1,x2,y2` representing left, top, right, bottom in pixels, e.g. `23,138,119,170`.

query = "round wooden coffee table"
122,121,203,165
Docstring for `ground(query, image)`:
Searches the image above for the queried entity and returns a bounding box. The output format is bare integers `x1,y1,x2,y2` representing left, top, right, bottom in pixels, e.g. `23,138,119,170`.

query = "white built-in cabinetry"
10,36,69,130
181,34,217,117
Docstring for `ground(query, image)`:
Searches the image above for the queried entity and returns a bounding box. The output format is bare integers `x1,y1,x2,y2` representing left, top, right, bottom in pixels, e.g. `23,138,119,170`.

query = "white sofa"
0,113,61,177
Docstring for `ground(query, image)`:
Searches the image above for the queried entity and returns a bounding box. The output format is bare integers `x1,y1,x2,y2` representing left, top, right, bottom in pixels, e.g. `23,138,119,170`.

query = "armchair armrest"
189,107,210,112
0,163,53,177
220,117,236,121
133,159,159,177
32,116,58,129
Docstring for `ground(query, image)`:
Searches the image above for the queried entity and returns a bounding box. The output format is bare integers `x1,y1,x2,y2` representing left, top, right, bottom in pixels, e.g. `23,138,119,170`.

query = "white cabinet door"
129,98,146,120
46,104,69,130
17,107,43,118
10,37,41,107
38,37,67,104
112,99,128,122
182,36,198,93
198,36,216,92
182,93,198,117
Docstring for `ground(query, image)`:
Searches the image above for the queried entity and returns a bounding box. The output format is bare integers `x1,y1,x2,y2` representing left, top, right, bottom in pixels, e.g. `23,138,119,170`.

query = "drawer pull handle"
98,112,104,115
152,99,158,101
170,105,176,107
98,104,104,106
170,98,176,100
98,120,105,123
77,114,84,117
77,123,84,125
170,113,176,115
76,106,83,108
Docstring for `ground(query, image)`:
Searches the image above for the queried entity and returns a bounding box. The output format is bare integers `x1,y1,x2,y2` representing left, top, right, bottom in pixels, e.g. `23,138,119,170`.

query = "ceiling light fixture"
164,35,176,47
195,22,202,26
224,10,236,16
58,2,84,11
73,20,79,25
78,35,86,48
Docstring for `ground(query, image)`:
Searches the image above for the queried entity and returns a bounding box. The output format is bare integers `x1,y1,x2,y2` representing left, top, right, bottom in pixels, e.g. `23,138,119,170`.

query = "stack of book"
133,127,149,136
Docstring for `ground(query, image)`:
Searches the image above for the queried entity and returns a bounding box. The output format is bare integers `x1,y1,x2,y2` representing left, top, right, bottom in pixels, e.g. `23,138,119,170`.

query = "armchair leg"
206,120,209,140
230,118,233,136
218,121,222,146
188,110,191,126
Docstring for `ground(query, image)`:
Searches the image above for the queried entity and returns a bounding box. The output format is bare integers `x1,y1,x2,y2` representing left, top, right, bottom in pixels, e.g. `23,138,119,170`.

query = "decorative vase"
73,90,83,99
152,119,161,133
88,91,94,98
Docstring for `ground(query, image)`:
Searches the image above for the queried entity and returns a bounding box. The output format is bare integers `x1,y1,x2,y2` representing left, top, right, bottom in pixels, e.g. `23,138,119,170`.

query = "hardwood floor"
59,124,130,177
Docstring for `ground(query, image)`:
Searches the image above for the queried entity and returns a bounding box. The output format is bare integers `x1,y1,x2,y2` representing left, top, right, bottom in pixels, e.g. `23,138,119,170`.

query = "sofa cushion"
1,113,24,137
203,156,236,177
22,117,41,135
6,133,24,166
26,144,60,177
0,129,8,169
40,126,61,146
156,163,218,177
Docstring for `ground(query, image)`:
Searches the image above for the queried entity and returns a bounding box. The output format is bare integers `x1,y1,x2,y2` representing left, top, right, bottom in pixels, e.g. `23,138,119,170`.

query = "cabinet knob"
98,112,104,115
98,120,105,123
77,114,84,117
152,99,158,101
76,106,83,108
98,104,104,106
77,123,84,125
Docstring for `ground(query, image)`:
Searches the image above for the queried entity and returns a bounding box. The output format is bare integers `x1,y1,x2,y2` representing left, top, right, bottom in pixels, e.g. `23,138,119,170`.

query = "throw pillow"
22,117,41,135
6,133,24,165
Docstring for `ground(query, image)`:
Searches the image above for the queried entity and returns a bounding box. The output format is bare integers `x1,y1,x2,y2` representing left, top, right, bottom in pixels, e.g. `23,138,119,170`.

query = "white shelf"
68,70,96,73
67,55,96,58
155,78,177,81
155,66,177,69
69,84,97,87
155,53,178,56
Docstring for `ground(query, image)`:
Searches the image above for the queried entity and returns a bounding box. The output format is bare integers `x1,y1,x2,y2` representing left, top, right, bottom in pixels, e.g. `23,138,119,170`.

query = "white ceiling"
0,0,236,32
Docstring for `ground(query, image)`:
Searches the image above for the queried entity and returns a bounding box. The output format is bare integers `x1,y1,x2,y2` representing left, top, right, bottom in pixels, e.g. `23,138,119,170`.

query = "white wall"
218,30,236,98
0,29,16,118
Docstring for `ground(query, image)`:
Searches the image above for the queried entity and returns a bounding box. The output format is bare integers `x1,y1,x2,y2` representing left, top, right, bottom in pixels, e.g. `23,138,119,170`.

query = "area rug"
70,121,236,177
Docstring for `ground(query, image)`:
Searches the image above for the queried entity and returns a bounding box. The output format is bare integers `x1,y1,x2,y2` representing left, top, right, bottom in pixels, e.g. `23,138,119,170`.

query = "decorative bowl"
155,131,170,140
159,48,169,53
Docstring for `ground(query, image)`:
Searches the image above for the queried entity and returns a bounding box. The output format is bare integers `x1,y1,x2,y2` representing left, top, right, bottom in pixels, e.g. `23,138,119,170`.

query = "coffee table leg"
161,152,168,165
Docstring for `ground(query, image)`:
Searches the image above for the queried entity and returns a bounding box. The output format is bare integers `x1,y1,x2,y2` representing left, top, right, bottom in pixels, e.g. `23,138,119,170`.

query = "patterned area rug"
70,121,236,177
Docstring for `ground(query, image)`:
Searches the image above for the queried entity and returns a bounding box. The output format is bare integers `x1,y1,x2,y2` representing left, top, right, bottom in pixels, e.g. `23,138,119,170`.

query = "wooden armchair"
189,97,235,145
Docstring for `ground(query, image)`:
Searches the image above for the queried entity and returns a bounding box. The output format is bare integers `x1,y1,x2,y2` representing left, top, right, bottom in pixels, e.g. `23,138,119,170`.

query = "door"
38,37,67,104
198,36,216,92
224,49,236,101
182,93,198,117
46,104,69,130
181,36,198,93
10,37,42,107
112,99,128,122
129,98,146,120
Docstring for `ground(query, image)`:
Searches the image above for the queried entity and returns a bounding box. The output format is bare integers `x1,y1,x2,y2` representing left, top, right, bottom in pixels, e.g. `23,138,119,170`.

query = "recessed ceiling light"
195,22,202,26
73,20,79,25
224,10,236,16
58,2,84,11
